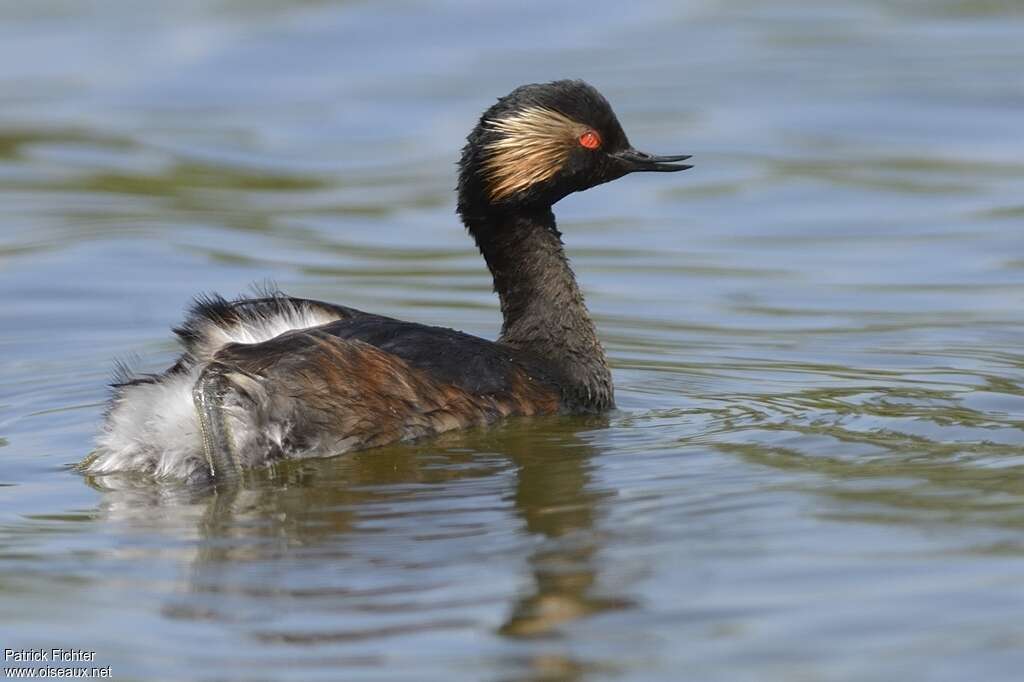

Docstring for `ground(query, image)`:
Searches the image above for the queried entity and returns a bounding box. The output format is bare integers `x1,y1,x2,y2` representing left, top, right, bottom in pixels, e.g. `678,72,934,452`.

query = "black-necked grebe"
84,80,691,481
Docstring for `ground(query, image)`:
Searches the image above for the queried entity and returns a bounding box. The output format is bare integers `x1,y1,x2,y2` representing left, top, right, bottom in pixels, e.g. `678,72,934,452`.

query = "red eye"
579,130,602,150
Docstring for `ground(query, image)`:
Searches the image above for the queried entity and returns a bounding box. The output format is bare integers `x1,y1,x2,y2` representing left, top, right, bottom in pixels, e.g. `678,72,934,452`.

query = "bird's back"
86,294,561,481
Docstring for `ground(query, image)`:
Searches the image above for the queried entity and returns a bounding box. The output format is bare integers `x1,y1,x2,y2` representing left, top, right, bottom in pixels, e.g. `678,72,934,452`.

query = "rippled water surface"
2,1,1024,680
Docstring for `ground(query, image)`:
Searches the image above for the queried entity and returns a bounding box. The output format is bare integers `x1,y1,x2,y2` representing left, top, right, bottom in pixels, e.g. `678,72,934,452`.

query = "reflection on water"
2,0,1024,680
80,421,619,677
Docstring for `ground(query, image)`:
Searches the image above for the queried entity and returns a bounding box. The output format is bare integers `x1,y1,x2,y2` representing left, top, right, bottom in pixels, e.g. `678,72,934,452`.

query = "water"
2,0,1023,679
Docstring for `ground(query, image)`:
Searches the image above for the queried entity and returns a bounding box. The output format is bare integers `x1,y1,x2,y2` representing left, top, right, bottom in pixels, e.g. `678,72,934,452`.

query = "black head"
457,80,690,215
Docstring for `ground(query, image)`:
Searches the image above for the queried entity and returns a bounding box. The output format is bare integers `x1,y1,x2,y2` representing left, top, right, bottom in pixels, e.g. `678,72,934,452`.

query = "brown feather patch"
482,106,587,201
209,331,562,463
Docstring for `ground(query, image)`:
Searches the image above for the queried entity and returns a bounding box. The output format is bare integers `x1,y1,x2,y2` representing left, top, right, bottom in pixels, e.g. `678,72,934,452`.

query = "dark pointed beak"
612,148,693,173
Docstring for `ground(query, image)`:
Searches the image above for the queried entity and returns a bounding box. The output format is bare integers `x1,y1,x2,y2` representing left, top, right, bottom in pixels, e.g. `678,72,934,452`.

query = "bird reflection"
83,416,629,651
493,420,632,638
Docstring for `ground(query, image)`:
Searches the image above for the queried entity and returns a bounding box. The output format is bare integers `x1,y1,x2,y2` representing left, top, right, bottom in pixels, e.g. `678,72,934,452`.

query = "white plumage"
85,301,343,480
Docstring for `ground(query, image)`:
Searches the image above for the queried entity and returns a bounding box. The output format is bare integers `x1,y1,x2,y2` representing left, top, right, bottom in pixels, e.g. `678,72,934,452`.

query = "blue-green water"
2,1,1024,680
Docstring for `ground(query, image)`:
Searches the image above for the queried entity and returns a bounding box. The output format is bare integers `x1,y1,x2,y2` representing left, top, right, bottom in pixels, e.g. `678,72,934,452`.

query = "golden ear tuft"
482,106,588,201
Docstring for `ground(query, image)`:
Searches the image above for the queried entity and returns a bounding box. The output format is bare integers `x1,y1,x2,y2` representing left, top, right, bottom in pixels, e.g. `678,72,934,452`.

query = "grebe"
85,80,691,481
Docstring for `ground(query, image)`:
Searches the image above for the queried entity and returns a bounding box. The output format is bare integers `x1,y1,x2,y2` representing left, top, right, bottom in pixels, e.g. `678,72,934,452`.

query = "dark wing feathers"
314,315,559,396
105,291,563,466
206,326,561,460
174,291,560,399
117,292,562,433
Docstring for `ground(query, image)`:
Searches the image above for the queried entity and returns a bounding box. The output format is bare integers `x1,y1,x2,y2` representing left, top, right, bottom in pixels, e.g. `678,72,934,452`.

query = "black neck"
460,206,613,412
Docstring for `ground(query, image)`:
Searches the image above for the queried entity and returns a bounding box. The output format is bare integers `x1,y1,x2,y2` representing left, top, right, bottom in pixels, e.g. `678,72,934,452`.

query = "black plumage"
87,79,691,480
